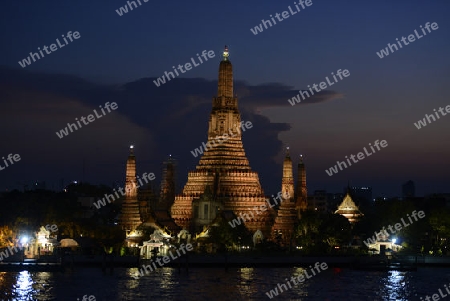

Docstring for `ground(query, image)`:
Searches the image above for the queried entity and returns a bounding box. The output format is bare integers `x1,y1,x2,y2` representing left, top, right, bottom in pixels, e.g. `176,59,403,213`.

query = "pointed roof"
285,146,291,159
128,145,135,157
335,191,363,223
222,45,229,61
336,192,359,212
218,45,233,98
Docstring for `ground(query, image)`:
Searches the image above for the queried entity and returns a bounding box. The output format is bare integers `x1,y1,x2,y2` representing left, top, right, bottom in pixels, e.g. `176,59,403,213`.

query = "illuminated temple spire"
217,45,233,99
171,45,275,236
272,147,297,245
296,154,308,218
209,45,240,138
281,147,295,200
223,45,229,60
119,145,142,236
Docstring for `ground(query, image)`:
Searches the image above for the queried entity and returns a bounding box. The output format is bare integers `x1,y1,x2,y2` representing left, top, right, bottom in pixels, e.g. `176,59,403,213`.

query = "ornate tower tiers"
119,146,142,235
281,147,295,199
171,46,274,236
272,148,297,245
296,154,308,218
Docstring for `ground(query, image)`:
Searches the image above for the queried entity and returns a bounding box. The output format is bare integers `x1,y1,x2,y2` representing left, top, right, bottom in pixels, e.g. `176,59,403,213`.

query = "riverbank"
2,253,450,272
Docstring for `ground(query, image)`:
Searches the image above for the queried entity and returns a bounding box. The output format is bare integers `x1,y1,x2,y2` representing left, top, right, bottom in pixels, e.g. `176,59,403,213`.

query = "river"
0,266,448,300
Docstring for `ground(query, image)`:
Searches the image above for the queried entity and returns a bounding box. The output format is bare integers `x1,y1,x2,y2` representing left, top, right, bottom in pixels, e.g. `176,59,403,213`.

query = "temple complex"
117,46,310,245
170,46,275,237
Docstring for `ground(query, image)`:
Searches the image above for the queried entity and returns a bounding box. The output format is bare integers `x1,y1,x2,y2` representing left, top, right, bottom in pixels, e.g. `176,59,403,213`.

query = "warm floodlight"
223,45,229,60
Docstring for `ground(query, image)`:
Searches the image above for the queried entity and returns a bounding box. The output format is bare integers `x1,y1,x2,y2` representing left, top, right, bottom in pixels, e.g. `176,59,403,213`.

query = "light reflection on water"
237,267,256,296
381,270,409,301
14,271,33,300
0,267,447,301
0,270,55,301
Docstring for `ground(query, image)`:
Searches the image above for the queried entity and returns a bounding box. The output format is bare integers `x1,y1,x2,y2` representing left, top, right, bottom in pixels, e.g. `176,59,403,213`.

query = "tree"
428,208,450,255
0,225,15,247
208,217,251,251
295,210,352,254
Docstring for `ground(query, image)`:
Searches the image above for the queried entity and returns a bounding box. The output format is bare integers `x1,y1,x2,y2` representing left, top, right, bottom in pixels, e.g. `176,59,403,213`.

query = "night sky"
0,0,449,197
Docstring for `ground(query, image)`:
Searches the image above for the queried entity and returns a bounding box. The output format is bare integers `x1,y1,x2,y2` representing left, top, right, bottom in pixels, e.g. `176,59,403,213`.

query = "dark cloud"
0,67,340,194
234,81,343,112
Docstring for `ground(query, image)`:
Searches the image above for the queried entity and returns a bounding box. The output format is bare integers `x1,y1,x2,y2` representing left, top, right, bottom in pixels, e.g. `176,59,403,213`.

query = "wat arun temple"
118,46,320,247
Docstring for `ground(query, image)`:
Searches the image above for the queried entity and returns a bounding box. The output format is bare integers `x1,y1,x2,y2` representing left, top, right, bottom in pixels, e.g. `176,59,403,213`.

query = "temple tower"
296,154,308,218
119,146,142,235
170,46,274,236
281,147,295,199
272,147,297,245
158,155,176,211
138,182,153,222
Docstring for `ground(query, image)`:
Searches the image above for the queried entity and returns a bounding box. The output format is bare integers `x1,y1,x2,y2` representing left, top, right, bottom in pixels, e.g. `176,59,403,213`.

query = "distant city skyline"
3,177,439,200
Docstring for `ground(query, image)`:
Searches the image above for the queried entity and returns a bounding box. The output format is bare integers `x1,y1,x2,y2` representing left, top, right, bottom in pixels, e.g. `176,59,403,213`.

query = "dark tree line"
0,183,125,251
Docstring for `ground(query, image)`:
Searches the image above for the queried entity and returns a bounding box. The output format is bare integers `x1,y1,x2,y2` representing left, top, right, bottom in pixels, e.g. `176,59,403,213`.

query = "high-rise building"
158,155,176,211
402,180,415,198
328,192,345,211
170,46,275,236
307,190,328,213
345,186,372,210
